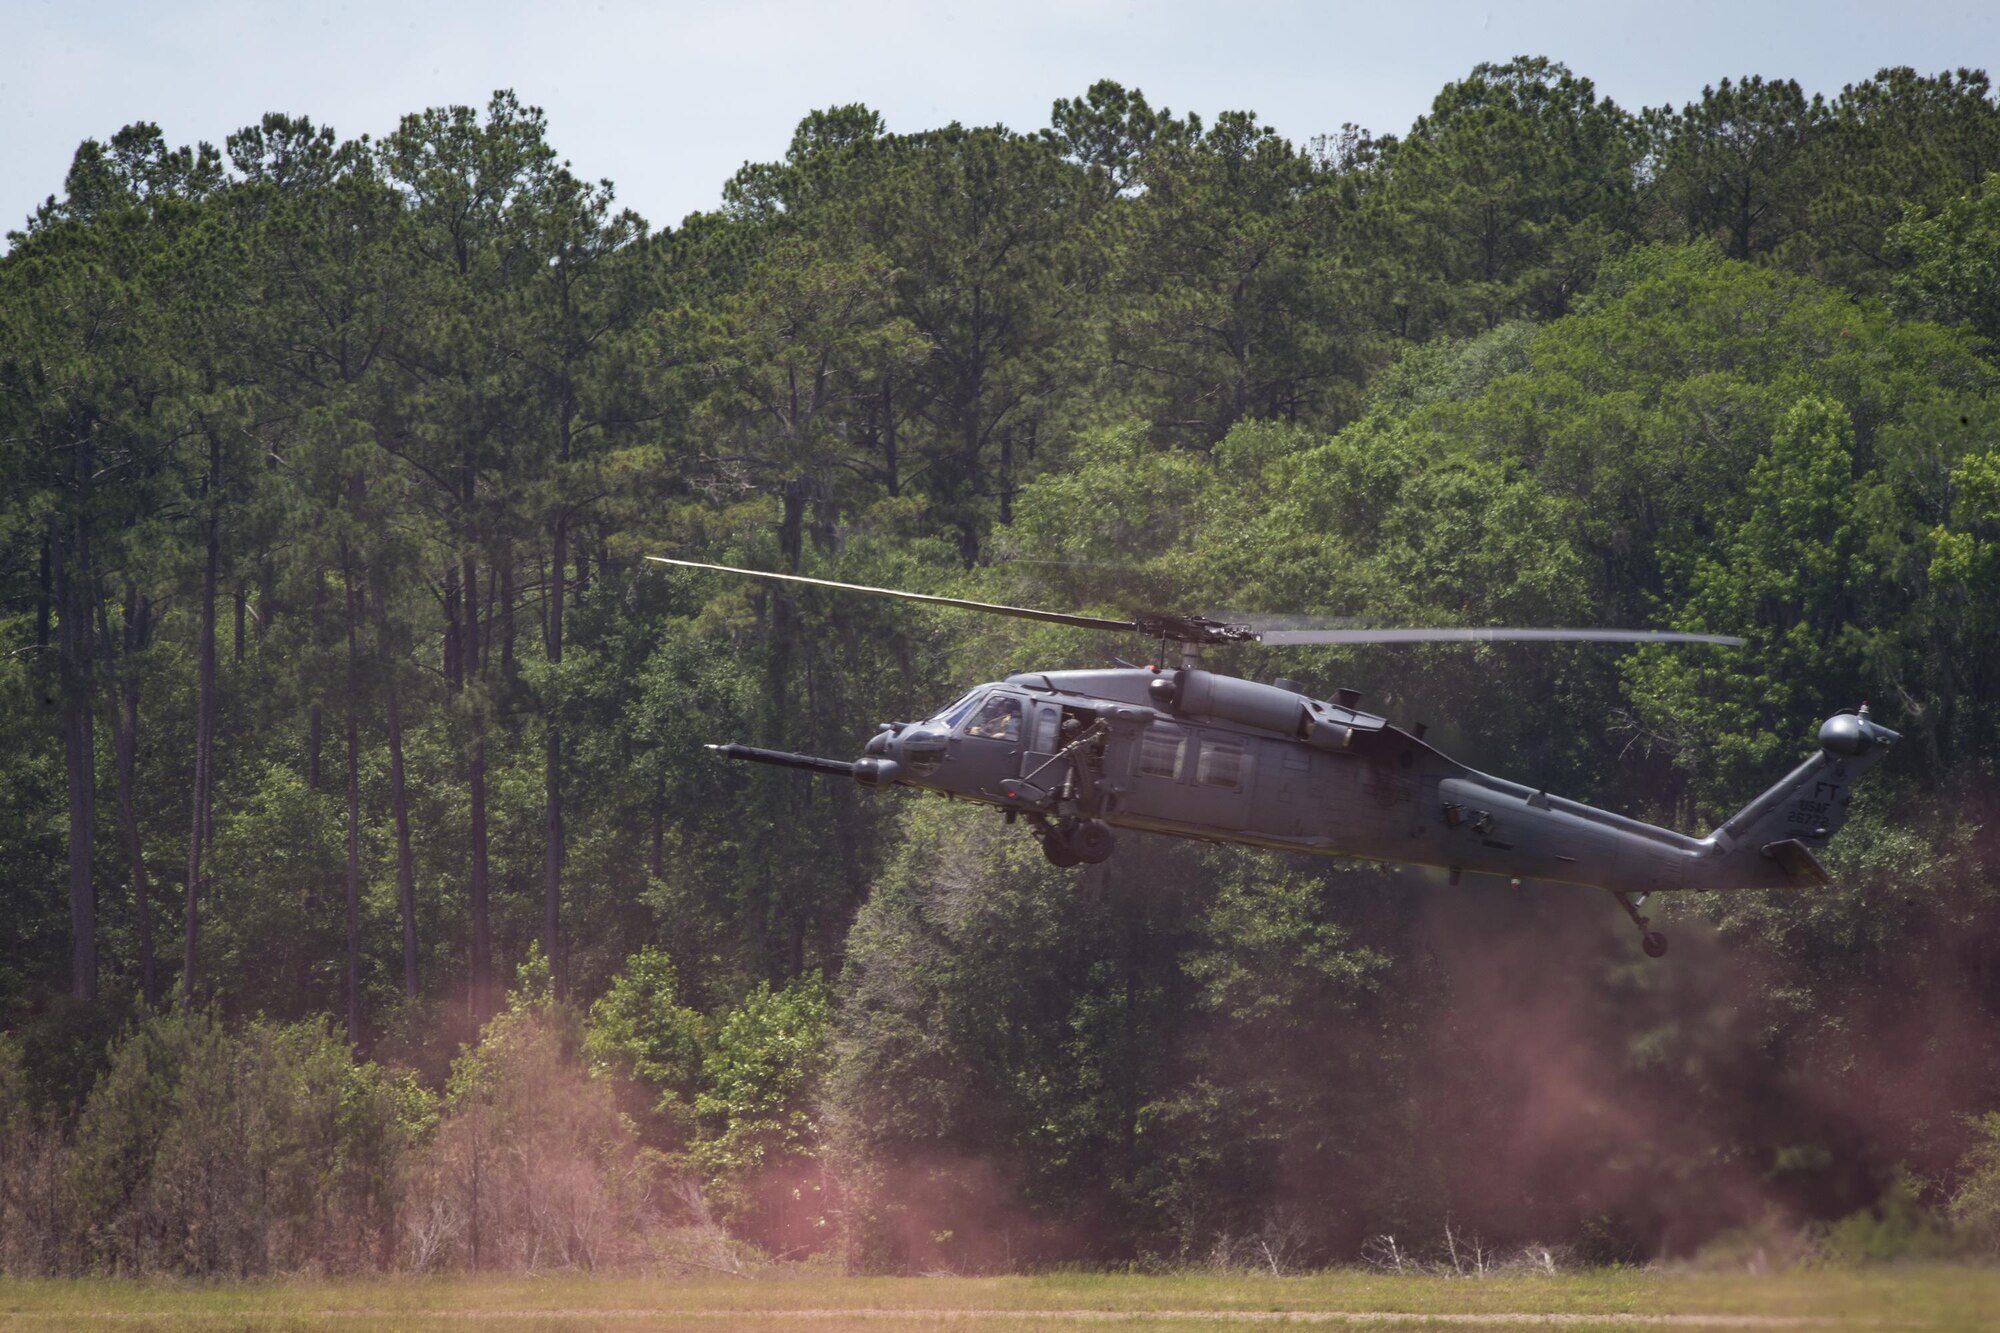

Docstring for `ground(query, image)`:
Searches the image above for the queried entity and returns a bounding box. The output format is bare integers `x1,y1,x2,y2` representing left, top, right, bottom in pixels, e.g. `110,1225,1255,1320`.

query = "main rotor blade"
1255,627,1745,647
645,556,1143,634
1208,612,1368,632
648,558,1744,649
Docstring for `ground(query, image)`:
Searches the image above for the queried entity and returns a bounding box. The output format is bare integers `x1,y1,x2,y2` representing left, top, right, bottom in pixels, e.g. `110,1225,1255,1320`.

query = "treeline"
3,60,2000,1272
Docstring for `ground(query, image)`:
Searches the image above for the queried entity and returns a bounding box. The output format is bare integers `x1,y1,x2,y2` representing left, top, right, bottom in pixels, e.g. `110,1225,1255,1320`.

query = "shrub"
693,975,833,1255
1949,1112,2000,1255
0,1034,71,1275
8,995,125,1126
65,1008,430,1276
585,947,707,1145
401,954,668,1272
1822,1172,1957,1264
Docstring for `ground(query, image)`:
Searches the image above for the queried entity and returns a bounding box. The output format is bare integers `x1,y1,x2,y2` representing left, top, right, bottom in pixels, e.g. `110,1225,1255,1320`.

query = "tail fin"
1705,706,1900,888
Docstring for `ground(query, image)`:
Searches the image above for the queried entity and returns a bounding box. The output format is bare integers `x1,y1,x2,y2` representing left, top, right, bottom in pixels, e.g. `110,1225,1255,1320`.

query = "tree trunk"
378,589,418,1000
779,479,807,572
462,556,481,676
54,505,96,1001
1734,175,1754,261
498,546,516,685
999,427,1014,526
307,705,322,790
35,534,51,650
468,721,492,1023
123,593,155,1006
881,376,899,497
101,585,156,1006
256,559,273,645
183,434,221,1006
443,564,462,691
343,570,363,1045
543,515,565,996
959,400,984,565
649,782,664,880
307,574,325,790
462,552,493,1023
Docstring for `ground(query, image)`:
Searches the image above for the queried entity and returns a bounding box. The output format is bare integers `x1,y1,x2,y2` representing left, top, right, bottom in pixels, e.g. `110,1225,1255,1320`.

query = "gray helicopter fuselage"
870,668,1897,894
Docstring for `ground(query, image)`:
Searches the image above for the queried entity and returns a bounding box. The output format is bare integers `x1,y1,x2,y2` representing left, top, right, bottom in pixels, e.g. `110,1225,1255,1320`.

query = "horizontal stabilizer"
1761,838,1830,887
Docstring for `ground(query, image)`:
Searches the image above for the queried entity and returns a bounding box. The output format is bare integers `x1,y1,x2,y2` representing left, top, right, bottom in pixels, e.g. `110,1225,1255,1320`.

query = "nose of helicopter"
844,720,949,787
853,721,916,786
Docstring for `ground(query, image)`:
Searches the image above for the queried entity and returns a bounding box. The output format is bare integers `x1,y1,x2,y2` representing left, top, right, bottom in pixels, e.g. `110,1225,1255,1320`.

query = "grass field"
1,1267,1996,1332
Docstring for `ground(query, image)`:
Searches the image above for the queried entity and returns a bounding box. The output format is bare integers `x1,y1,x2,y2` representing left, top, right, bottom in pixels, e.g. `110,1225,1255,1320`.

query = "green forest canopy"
3,59,2000,1271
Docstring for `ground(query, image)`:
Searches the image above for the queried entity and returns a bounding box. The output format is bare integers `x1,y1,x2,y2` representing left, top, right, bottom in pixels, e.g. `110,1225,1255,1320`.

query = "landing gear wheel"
1071,820,1116,865
1607,889,1668,961
1041,835,1082,868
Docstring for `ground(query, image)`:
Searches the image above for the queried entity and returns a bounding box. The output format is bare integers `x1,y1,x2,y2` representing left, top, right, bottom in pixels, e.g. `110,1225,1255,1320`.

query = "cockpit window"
963,693,1022,742
931,690,984,729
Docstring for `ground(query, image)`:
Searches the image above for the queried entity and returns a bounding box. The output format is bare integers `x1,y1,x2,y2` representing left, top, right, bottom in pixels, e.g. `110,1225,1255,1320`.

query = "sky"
3,0,1997,238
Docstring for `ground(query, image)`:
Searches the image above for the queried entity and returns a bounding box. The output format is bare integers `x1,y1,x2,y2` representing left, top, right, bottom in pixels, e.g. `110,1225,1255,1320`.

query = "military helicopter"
650,556,1899,958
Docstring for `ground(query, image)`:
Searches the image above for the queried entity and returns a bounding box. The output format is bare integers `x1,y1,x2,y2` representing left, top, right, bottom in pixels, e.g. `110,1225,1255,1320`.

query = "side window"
1196,737,1247,790
963,694,1022,742
1031,706,1060,754
1138,727,1186,780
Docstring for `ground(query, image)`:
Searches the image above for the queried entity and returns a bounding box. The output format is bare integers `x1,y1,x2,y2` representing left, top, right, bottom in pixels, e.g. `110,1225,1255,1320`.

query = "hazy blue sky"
4,0,1996,236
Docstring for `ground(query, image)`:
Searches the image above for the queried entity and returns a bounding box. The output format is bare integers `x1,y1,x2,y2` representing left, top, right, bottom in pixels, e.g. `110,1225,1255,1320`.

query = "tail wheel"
1041,835,1082,868
1607,890,1669,961
1071,820,1116,865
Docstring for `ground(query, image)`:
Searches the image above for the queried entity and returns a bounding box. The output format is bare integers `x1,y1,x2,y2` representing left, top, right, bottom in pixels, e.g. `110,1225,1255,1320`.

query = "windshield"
930,689,985,729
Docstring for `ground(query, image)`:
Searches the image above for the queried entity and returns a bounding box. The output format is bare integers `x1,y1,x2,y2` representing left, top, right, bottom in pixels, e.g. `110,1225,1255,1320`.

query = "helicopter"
649,556,1900,959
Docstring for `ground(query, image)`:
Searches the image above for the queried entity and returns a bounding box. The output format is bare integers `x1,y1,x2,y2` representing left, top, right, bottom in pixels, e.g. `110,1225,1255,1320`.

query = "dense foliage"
3,61,1999,1273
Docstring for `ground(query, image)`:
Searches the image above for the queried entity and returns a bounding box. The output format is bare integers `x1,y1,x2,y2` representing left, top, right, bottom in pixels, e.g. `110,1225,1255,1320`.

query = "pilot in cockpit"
963,693,1022,742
